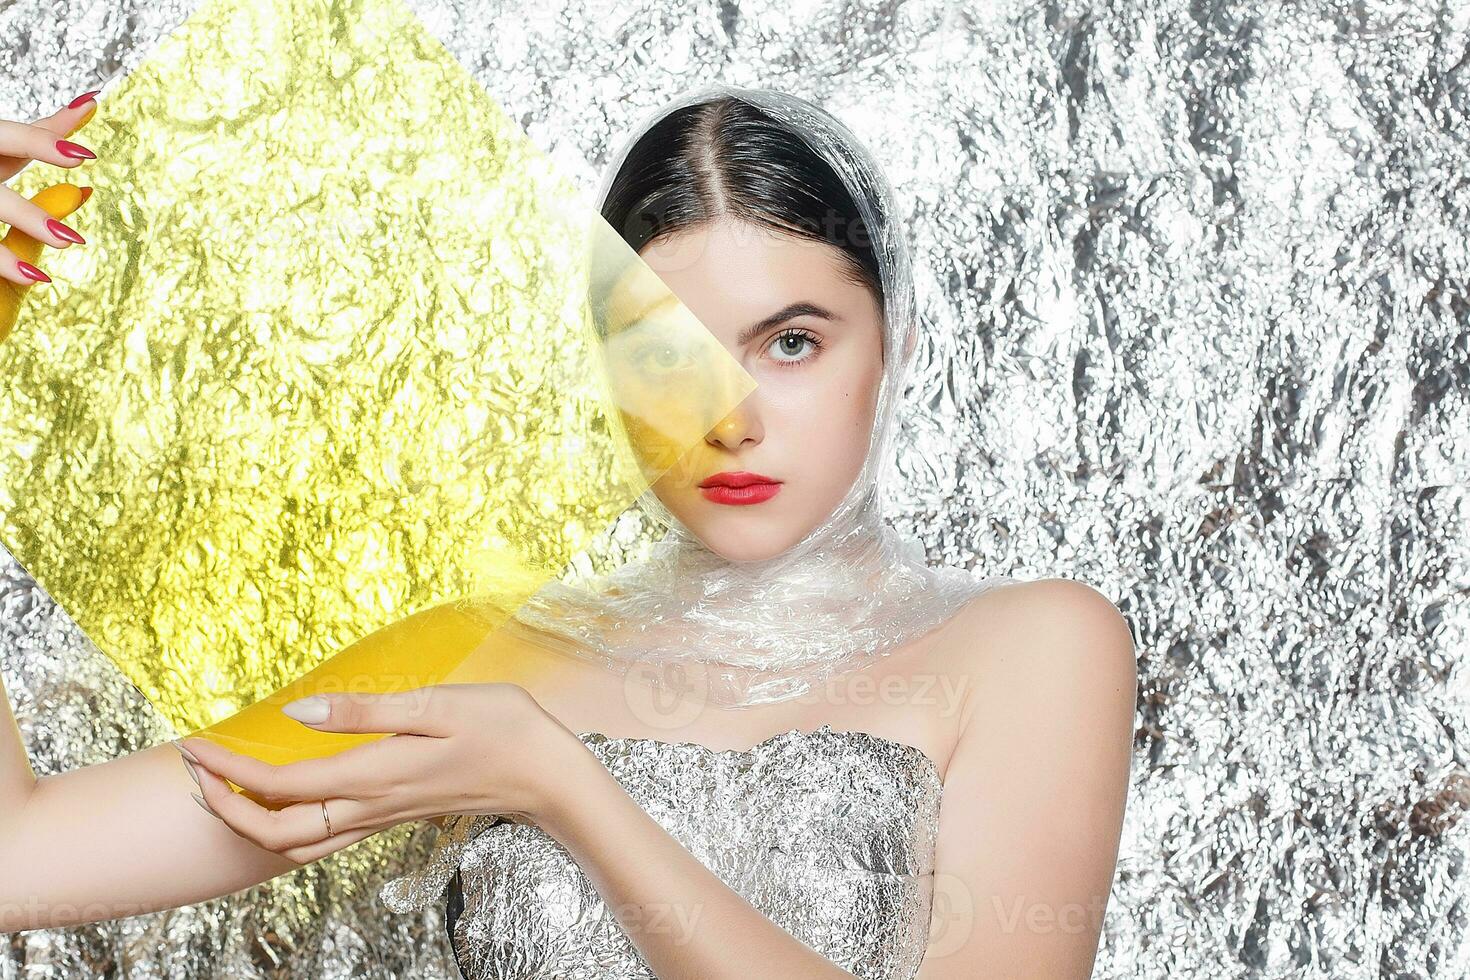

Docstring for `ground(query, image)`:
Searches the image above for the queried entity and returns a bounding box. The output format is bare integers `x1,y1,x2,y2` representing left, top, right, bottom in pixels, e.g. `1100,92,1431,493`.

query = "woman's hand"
172,683,591,866
1,90,100,340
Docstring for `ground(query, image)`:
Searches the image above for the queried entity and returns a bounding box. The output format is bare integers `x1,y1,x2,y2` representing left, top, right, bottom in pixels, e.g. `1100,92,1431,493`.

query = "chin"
703,535,791,563
679,513,805,563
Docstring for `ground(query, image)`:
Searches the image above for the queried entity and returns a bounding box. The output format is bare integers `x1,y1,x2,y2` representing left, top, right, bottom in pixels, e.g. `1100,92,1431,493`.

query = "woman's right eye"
766,328,824,366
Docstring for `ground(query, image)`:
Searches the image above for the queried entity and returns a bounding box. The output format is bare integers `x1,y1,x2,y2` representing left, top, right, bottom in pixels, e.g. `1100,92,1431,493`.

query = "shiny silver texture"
380,726,943,979
491,81,1012,709
1,1,1465,978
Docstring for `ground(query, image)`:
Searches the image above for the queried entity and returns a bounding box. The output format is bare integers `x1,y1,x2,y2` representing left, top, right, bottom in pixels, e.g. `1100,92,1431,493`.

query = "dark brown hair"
598,95,883,316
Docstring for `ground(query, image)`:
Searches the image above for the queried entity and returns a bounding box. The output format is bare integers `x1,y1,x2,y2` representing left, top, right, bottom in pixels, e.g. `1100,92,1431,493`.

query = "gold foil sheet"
0,0,751,769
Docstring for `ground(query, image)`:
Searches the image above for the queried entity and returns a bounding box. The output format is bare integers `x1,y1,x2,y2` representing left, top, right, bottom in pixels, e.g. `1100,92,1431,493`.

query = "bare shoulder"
937,577,1138,723
944,576,1136,663
923,579,1137,974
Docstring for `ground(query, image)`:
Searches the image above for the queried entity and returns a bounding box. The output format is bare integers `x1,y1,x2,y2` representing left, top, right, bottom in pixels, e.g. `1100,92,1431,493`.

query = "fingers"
8,92,100,163
189,761,381,861
0,91,99,188
176,733,422,805
0,182,91,291
0,244,49,289
0,181,86,261
0,117,96,172
31,91,101,139
0,184,90,338
279,823,380,866
280,687,463,738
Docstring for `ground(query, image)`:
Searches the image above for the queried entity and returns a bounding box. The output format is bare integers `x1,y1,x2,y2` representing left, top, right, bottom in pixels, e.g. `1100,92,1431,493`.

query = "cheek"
778,369,879,488
838,384,872,451
839,371,882,470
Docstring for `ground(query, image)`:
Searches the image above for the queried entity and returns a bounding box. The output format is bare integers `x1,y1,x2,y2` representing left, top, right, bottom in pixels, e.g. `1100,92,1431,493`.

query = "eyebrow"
735,301,843,346
624,296,843,343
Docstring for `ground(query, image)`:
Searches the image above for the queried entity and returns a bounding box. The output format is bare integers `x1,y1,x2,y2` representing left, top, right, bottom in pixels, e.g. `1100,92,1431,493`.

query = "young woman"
0,84,1137,979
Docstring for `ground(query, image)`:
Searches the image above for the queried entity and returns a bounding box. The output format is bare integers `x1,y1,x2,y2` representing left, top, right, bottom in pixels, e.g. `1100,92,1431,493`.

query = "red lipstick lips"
698,471,782,505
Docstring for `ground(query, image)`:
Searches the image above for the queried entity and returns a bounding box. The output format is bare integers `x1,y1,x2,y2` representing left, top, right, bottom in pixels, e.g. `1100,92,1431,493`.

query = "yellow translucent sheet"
0,0,754,765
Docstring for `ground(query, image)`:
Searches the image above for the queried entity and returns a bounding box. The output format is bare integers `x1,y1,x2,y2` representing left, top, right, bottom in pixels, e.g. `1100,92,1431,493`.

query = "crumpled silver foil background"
2,0,1467,977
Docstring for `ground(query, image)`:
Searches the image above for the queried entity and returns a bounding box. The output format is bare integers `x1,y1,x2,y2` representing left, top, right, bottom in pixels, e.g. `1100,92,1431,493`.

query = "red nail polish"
67,90,100,110
16,262,51,284
79,186,94,204
46,218,85,245
55,139,95,160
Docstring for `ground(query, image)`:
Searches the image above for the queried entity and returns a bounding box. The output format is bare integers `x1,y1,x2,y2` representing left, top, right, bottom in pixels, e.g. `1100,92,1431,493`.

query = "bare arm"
0,670,303,932
0,598,536,931
0,671,35,806
917,578,1138,978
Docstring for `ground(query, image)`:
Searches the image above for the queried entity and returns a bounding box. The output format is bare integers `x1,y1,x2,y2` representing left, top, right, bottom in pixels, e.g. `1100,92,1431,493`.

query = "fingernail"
16,262,50,284
180,756,201,787
191,792,220,819
46,218,85,245
67,90,100,110
282,695,330,724
55,139,95,160
79,186,93,204
171,739,200,764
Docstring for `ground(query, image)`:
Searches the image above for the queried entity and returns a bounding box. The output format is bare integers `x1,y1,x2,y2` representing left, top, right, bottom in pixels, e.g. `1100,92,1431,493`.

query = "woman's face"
630,216,885,562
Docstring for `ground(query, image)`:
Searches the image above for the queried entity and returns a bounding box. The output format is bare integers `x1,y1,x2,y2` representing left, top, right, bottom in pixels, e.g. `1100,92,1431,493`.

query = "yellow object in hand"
0,182,91,344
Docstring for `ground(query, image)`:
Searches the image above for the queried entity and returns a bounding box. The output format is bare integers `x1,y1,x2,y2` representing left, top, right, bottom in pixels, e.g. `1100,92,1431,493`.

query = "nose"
705,398,763,451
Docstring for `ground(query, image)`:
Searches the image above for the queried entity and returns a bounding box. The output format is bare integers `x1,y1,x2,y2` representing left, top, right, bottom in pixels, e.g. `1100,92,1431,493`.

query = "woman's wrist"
527,732,621,845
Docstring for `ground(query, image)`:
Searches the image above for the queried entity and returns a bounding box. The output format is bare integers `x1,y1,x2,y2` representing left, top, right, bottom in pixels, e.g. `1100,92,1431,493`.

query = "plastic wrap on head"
495,84,1012,708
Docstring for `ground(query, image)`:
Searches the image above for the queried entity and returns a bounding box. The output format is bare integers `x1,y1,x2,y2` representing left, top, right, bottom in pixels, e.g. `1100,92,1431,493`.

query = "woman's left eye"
767,329,823,365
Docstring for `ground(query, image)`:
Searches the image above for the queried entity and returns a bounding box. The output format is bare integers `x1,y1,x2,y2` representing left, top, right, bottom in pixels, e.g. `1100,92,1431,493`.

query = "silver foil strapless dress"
379,724,943,980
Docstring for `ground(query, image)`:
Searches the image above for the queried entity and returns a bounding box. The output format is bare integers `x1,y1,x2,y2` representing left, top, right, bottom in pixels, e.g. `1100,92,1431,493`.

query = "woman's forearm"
0,673,38,815
537,746,856,980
